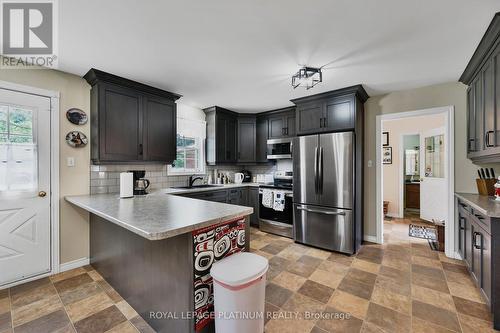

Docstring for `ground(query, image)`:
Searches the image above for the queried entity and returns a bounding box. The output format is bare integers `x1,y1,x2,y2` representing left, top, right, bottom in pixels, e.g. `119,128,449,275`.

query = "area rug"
409,224,438,251
409,224,437,240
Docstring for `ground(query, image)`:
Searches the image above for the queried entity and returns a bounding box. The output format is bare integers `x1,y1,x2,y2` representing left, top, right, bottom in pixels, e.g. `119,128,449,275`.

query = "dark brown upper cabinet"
460,12,500,162
204,106,238,165
84,69,181,164
267,107,296,139
237,116,256,163
291,85,368,135
256,115,268,163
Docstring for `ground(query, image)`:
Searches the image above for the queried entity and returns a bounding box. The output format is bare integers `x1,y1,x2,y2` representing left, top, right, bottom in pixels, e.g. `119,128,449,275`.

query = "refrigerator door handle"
314,147,319,194
296,206,347,216
319,147,324,194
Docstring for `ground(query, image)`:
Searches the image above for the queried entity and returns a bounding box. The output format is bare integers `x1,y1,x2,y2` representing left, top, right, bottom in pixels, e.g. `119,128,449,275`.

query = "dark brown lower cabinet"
455,195,498,330
405,183,420,209
248,188,259,227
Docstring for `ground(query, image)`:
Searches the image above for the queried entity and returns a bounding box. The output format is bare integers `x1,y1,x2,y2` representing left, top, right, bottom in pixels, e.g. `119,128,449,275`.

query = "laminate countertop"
455,192,500,218
160,182,261,195
65,193,253,241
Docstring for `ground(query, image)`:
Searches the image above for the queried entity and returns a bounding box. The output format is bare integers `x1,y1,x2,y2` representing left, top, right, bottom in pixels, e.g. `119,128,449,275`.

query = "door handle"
38,191,47,197
296,206,346,216
319,118,323,128
318,147,324,194
314,147,319,194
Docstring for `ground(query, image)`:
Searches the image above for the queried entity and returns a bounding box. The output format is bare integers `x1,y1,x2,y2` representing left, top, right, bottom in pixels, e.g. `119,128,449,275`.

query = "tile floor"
0,218,496,333
0,265,154,333
251,218,497,333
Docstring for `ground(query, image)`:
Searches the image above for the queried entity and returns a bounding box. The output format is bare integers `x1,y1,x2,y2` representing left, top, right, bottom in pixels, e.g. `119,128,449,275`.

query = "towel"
273,191,285,212
261,189,273,208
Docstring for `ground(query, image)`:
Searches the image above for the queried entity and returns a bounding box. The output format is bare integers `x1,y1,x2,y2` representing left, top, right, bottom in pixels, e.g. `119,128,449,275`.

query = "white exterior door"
420,127,447,222
0,88,51,286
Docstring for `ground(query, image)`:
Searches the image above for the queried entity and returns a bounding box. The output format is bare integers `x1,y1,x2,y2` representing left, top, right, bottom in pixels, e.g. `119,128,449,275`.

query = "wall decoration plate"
66,131,88,148
66,108,88,125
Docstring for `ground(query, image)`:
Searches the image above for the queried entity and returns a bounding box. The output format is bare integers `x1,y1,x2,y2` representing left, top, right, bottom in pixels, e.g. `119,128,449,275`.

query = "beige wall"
0,68,91,264
382,114,446,216
364,81,500,238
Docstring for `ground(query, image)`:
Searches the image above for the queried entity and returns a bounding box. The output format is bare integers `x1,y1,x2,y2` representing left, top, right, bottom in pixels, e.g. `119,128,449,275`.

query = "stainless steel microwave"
267,138,292,159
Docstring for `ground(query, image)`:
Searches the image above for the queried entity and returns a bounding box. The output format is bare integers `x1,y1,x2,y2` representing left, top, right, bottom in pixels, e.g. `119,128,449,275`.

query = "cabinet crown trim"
460,12,500,85
290,84,369,104
84,68,182,101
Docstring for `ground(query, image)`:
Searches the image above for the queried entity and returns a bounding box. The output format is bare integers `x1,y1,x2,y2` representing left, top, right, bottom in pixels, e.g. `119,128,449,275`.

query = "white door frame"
376,106,456,258
398,132,420,219
0,80,60,287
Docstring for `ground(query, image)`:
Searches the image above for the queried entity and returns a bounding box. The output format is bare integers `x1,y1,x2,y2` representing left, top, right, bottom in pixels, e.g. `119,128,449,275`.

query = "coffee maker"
129,170,150,195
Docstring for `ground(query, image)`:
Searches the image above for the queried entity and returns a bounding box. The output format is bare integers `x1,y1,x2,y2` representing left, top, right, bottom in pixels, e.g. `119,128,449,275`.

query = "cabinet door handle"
474,214,485,220
322,117,327,128
468,138,475,151
473,231,483,249
285,127,288,135
486,131,495,147
319,118,323,128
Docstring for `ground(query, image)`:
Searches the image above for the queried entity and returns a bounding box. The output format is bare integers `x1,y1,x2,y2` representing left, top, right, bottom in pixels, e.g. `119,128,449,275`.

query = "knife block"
476,178,496,196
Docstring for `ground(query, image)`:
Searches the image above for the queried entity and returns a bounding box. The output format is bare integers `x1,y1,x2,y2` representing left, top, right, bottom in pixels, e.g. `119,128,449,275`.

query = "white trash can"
210,252,269,333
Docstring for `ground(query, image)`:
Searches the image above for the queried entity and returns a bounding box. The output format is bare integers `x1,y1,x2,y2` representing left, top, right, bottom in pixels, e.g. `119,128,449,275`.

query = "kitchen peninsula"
66,193,253,333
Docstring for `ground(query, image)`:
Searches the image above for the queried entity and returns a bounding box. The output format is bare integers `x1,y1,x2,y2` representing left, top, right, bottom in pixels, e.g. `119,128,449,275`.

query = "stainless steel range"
258,171,293,238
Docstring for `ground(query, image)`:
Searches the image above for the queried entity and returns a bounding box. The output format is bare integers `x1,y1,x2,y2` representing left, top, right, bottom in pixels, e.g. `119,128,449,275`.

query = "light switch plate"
67,157,75,167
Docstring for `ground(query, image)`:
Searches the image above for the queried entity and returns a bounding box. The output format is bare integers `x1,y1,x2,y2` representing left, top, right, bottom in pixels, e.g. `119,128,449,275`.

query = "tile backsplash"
89,161,289,194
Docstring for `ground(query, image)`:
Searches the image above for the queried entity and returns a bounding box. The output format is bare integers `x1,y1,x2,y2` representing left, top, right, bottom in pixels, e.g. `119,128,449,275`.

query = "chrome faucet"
188,175,204,188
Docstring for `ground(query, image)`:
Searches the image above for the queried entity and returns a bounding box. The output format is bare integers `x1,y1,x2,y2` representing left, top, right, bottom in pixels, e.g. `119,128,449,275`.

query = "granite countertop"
65,193,253,240
158,182,261,195
455,192,500,217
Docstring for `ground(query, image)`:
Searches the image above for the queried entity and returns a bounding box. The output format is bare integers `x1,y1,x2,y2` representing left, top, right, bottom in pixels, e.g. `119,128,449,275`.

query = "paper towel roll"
120,172,134,198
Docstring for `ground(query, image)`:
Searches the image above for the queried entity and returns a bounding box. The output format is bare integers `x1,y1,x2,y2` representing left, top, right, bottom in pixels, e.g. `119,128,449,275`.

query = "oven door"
258,191,293,238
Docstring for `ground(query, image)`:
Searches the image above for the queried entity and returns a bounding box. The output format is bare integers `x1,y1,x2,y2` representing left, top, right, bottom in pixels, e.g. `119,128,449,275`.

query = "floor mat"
408,224,437,240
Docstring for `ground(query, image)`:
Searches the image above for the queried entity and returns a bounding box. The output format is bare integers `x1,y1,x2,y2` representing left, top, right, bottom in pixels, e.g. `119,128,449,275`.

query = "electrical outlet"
67,157,75,167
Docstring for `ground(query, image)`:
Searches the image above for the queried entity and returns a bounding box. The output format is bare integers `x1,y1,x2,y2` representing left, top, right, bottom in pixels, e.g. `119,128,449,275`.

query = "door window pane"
424,135,444,178
0,106,37,193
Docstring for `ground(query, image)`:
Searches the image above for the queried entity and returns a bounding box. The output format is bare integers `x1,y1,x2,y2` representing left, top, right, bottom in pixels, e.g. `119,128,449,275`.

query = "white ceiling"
60,0,500,113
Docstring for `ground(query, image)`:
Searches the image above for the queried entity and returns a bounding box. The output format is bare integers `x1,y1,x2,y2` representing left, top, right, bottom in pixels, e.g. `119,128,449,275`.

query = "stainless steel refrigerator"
293,132,358,254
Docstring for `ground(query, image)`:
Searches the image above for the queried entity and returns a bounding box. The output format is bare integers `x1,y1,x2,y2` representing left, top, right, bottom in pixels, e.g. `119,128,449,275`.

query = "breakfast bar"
66,194,253,333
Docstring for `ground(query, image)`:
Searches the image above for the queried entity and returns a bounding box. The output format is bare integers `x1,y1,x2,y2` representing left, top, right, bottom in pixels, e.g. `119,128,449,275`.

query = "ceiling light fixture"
291,66,322,90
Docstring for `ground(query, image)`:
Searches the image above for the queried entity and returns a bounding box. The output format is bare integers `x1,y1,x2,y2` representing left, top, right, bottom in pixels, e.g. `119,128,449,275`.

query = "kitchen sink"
171,184,223,189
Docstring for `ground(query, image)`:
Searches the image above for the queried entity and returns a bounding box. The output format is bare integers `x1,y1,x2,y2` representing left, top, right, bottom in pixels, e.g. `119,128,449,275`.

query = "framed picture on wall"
383,147,392,164
382,132,389,146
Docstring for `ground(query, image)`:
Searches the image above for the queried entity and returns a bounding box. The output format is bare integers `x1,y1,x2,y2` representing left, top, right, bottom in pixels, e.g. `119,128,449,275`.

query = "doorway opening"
376,106,455,258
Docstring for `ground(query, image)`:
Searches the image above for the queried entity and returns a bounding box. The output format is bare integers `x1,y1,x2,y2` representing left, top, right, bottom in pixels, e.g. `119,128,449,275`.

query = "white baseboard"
59,257,89,273
363,235,378,243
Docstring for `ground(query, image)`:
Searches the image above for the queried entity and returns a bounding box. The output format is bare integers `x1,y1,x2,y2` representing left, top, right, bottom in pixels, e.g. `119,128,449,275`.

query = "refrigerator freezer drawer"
293,204,354,254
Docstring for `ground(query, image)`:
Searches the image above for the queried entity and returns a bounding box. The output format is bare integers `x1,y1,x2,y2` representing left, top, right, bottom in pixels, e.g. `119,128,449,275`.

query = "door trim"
375,106,456,258
0,79,60,288
398,132,420,219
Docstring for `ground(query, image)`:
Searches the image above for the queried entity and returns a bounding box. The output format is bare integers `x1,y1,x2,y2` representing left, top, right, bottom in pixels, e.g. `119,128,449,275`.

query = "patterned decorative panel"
192,217,246,332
